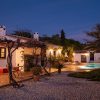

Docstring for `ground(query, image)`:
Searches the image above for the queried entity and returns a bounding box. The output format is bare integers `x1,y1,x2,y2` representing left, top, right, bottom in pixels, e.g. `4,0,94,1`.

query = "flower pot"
58,68,61,74
33,75,40,81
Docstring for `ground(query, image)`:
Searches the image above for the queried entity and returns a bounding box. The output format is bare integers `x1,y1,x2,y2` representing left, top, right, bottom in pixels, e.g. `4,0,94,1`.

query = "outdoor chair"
12,67,22,78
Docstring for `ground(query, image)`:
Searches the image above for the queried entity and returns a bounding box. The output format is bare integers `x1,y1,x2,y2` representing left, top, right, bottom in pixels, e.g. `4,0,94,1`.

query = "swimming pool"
79,63,100,69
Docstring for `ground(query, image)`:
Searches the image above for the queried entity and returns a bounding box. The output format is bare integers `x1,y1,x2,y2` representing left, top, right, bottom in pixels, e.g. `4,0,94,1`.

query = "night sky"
0,0,100,42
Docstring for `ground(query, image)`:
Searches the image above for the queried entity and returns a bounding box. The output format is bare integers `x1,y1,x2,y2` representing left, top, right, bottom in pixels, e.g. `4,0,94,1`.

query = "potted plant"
57,62,63,74
32,66,42,81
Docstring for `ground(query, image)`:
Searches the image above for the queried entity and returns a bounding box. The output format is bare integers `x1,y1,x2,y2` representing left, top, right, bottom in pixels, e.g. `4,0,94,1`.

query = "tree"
25,39,50,76
0,38,23,88
52,34,60,39
67,47,74,62
86,24,100,51
7,39,20,87
51,34,61,45
12,30,33,38
60,29,66,46
40,30,83,59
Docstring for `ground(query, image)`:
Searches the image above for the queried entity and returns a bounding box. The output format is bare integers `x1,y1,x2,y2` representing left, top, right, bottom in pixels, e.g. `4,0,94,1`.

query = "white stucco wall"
0,59,7,67
46,43,62,58
5,36,17,41
56,49,62,57
0,47,8,68
46,49,62,58
94,53,100,63
0,46,24,69
46,49,53,57
6,35,27,43
24,47,33,55
15,47,24,71
0,47,18,68
73,53,81,63
73,53,90,63
24,47,41,55
12,49,16,67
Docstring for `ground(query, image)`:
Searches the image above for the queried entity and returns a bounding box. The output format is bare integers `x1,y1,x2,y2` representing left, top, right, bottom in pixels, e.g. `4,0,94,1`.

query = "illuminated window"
0,48,6,58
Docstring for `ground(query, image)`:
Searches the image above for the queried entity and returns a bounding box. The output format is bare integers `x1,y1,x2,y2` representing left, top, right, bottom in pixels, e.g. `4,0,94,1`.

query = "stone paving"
0,72,100,100
0,72,33,87
0,64,81,87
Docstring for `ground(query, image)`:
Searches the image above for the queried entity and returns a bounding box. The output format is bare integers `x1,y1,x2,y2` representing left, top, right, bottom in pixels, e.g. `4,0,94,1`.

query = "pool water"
80,63,100,69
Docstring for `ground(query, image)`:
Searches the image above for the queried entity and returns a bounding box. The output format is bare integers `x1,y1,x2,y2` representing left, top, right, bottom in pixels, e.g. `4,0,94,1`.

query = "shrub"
68,69,100,81
32,66,42,76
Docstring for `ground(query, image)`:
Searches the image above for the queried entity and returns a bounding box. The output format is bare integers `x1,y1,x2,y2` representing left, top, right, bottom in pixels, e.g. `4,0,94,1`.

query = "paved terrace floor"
0,72,100,100
0,71,33,87
0,65,85,87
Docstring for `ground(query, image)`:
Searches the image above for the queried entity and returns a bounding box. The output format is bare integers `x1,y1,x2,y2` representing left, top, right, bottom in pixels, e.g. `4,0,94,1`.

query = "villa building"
73,50,100,63
46,43,62,58
0,34,43,72
0,26,63,73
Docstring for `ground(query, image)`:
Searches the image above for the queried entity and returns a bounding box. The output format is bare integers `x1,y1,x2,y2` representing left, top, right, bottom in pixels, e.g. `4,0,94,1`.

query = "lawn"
68,69,100,81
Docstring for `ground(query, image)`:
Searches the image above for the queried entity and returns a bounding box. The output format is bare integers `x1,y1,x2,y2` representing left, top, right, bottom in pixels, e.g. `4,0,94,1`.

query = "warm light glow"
48,48,53,56
49,49,53,52
85,70,91,72
65,53,68,57
57,49,61,53
56,49,62,56
83,53,89,56
73,53,75,56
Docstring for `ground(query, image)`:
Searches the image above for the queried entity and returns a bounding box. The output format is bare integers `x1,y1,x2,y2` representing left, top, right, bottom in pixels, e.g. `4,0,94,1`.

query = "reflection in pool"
79,63,100,69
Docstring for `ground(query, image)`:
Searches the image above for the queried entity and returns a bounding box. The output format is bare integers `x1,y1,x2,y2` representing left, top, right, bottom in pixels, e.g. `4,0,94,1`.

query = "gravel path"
0,72,100,100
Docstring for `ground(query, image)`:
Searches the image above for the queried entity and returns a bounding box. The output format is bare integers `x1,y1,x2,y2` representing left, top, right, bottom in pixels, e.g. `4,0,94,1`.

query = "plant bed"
68,69,100,81
33,75,40,81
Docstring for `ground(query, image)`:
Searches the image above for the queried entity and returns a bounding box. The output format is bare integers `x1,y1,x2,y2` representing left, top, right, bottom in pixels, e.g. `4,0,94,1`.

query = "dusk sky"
0,0,100,42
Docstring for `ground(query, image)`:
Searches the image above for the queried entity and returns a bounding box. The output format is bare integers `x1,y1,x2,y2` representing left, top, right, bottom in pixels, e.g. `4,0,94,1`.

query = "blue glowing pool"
79,63,100,69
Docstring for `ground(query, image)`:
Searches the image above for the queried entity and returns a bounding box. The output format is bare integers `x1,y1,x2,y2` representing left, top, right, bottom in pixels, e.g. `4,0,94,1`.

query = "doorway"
81,55,87,63
90,52,94,61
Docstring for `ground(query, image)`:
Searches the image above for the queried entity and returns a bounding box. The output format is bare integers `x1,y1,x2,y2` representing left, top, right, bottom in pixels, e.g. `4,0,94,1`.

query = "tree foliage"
60,29,66,46
12,30,33,38
67,47,74,62
40,29,83,62
86,24,100,51
40,30,82,50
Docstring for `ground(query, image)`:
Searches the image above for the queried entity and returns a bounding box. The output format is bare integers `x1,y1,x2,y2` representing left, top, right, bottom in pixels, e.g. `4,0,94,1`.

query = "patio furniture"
12,67,22,78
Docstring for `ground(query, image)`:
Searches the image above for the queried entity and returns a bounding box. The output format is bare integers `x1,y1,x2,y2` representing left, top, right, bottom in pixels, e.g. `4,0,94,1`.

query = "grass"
68,69,100,81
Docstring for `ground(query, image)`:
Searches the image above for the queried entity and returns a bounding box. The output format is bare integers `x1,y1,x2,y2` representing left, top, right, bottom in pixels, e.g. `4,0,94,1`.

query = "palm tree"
86,24,100,51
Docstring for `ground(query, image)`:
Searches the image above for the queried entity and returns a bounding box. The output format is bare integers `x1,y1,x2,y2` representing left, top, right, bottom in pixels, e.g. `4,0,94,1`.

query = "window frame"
0,47,6,59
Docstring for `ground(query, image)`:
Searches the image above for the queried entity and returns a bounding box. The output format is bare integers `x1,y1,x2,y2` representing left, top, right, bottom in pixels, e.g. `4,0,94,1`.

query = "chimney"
0,25,6,40
33,32,39,41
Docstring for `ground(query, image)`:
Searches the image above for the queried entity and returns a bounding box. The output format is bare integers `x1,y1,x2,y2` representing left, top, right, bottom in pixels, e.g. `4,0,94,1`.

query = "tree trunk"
7,47,21,87
7,47,13,84
41,48,50,76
